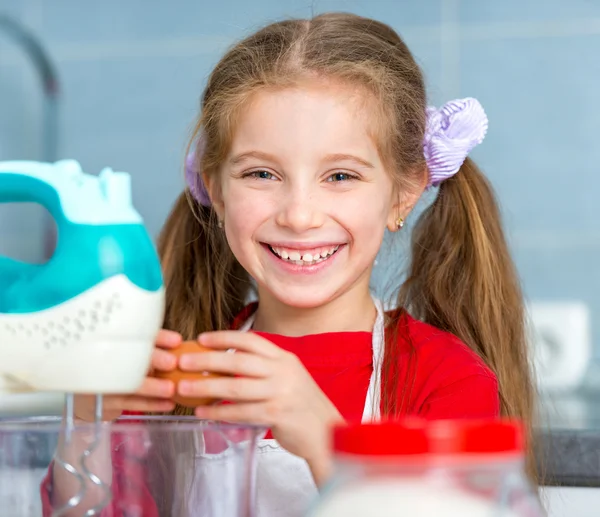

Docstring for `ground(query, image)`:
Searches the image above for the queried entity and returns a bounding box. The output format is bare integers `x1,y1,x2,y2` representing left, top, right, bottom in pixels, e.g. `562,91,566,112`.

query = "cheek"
334,194,390,248
222,188,270,253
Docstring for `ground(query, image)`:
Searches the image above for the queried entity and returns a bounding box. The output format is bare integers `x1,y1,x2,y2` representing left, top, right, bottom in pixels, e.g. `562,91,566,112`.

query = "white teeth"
270,245,341,266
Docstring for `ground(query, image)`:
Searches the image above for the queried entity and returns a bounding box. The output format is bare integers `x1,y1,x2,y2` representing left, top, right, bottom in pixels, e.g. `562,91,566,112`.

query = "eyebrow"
229,151,278,165
323,153,375,169
229,151,375,169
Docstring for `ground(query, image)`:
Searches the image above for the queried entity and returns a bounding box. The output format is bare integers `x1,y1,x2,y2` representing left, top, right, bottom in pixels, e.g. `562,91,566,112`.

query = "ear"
386,167,428,232
202,172,225,218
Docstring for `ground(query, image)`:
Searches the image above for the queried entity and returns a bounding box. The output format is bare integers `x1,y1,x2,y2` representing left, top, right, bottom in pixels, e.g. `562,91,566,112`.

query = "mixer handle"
0,159,142,229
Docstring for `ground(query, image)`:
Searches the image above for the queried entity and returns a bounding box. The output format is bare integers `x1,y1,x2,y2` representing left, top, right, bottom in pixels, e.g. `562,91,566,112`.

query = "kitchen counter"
537,362,600,487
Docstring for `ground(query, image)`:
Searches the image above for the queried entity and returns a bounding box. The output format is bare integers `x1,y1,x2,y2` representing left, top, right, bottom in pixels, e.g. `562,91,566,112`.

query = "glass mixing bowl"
0,415,265,517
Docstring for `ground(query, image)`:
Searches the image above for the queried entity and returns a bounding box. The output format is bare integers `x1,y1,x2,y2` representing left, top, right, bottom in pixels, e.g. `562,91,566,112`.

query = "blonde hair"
152,13,538,511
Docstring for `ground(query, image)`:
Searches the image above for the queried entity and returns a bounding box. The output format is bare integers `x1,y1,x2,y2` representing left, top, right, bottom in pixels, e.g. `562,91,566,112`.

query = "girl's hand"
177,331,345,485
73,330,181,422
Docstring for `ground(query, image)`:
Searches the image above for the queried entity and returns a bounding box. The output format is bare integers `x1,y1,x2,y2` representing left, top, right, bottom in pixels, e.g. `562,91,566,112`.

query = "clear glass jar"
310,419,544,517
0,415,264,517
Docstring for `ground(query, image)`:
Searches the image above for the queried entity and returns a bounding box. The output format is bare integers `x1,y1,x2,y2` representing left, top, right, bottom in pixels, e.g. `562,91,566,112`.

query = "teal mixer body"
0,160,165,394
0,160,163,313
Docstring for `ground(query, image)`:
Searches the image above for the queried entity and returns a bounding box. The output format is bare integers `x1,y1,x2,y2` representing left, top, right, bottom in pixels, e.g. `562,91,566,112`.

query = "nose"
275,184,324,233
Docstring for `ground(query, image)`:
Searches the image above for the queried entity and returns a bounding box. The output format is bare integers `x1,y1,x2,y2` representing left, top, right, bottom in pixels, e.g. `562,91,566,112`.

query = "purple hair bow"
185,136,212,206
424,97,488,187
186,97,488,205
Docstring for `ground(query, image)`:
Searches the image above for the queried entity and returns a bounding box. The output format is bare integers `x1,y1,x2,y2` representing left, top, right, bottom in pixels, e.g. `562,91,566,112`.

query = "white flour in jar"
310,479,520,517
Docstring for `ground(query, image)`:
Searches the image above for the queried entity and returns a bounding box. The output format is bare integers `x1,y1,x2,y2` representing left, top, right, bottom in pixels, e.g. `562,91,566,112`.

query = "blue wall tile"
0,1,26,19
313,0,442,26
0,203,50,262
459,0,600,24
58,53,213,140
459,34,600,235
39,0,312,44
513,241,600,300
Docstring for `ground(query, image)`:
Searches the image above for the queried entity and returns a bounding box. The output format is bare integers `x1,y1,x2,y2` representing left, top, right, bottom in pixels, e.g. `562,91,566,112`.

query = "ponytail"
397,157,537,477
157,192,252,339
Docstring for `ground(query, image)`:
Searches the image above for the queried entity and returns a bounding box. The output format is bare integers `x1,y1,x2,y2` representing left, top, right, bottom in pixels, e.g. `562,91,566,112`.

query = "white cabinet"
542,487,600,517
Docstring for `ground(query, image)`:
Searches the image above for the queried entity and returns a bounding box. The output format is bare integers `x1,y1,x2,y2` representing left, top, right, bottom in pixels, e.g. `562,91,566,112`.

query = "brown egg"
154,340,224,408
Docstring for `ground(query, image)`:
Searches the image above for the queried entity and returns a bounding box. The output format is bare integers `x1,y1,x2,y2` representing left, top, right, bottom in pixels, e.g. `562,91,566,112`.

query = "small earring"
217,219,223,229
396,217,404,230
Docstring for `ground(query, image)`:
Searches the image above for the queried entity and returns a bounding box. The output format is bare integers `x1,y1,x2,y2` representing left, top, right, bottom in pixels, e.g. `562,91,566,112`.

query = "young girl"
43,11,536,517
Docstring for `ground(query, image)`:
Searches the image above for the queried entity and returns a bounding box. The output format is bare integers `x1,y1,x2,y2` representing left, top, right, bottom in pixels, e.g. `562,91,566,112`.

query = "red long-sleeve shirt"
40,309,499,516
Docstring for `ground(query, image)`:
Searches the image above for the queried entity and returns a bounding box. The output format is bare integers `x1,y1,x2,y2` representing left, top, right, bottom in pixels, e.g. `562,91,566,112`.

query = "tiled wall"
1,0,599,356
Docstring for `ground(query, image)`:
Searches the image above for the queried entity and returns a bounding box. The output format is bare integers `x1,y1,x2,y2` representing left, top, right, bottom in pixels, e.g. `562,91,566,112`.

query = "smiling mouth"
266,244,342,266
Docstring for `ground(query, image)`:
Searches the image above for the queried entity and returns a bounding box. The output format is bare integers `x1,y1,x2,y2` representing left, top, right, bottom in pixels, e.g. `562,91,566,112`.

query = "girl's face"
210,83,408,310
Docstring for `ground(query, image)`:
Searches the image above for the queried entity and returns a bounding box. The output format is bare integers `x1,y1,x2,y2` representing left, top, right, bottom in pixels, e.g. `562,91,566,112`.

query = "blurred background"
1,0,599,405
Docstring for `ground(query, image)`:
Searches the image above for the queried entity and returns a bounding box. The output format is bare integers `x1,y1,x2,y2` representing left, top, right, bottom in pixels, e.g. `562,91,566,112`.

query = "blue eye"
328,172,356,182
246,170,276,180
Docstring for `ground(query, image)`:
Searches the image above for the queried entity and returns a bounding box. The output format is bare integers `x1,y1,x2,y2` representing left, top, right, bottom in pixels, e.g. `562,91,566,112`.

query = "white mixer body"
0,275,164,394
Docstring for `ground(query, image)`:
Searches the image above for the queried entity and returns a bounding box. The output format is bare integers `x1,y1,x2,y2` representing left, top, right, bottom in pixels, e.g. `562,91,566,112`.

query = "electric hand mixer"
0,159,165,515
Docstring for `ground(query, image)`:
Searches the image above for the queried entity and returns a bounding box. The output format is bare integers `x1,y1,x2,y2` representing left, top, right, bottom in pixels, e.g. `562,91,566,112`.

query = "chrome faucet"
0,15,61,258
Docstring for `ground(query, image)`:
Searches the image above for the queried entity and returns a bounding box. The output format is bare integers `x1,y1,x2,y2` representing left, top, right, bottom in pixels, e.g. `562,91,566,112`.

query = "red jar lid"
429,419,524,455
333,419,428,456
332,419,523,457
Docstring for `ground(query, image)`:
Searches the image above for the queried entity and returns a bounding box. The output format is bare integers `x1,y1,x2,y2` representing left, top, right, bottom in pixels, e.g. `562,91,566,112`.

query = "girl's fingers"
74,393,175,421
136,377,175,399
110,395,176,414
179,350,270,378
194,401,270,425
178,376,272,403
151,348,178,372
155,329,183,349
198,331,281,358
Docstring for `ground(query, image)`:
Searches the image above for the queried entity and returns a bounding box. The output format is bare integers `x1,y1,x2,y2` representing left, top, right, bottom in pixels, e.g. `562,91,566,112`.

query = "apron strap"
361,297,384,422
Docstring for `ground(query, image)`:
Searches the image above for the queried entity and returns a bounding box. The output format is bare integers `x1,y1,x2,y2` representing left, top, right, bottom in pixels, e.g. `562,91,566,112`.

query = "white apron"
178,300,385,517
